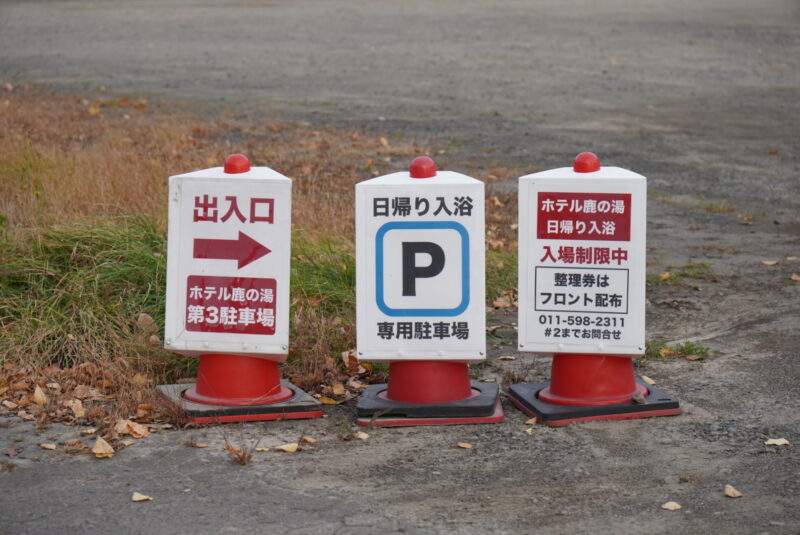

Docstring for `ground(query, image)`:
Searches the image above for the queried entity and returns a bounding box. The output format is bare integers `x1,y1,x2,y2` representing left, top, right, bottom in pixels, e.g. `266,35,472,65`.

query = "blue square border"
375,221,470,317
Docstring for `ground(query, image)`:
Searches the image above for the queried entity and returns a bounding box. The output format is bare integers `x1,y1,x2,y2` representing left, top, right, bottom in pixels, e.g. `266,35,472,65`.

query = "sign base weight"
356,381,503,427
508,378,681,427
157,380,323,424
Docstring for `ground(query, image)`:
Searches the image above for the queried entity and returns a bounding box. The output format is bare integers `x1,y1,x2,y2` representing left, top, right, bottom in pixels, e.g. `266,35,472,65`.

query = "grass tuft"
642,340,710,362
0,215,174,372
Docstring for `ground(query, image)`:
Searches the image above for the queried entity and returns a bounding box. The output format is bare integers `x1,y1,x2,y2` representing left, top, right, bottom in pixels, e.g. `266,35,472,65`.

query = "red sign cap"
409,156,437,179
573,152,601,173
224,153,251,174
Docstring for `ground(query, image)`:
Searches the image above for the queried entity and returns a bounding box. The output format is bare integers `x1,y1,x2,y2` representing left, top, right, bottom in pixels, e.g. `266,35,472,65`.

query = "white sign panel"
356,170,486,361
518,166,646,356
164,165,291,359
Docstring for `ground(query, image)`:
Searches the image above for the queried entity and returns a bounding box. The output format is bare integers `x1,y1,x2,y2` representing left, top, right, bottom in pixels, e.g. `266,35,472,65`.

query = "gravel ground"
1,1,798,533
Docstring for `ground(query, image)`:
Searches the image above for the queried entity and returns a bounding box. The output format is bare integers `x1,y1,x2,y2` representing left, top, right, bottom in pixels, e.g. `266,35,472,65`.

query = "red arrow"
193,231,271,269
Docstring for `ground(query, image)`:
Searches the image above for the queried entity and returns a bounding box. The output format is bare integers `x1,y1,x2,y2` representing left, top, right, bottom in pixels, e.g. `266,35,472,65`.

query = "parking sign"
356,163,485,361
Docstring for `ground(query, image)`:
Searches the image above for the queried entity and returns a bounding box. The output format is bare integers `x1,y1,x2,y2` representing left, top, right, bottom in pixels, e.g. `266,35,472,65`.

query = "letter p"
402,242,445,296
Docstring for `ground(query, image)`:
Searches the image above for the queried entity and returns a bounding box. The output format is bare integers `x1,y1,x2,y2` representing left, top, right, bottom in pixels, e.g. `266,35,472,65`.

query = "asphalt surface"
1,1,799,534
2,0,798,206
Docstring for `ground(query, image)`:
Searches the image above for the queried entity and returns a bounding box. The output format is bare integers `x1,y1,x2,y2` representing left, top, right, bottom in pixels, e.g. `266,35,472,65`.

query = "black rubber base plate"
508,378,681,426
356,381,499,419
157,381,323,424
357,399,504,427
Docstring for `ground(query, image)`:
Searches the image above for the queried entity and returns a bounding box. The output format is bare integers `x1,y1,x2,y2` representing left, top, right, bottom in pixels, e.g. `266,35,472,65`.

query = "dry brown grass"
0,87,423,235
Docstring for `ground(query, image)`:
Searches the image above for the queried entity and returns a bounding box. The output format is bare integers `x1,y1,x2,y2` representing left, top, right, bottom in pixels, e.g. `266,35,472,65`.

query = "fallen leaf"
255,447,269,452
318,396,337,405
684,354,702,361
346,377,367,392
88,106,101,117
487,196,505,207
97,379,114,390
659,272,672,281
38,443,57,450
194,443,208,448
276,443,299,453
299,437,317,444
114,419,150,438
331,383,346,396
525,428,534,435
33,386,47,405
492,295,512,308
498,356,517,361
92,437,115,459
135,404,152,419
73,385,91,399
64,440,87,454
148,334,161,346
790,273,800,282
10,381,29,392
355,431,369,441
2,400,18,410
641,375,657,385
3,446,23,457
764,438,790,446
46,382,60,391
457,442,474,449
767,149,779,155
379,136,389,148
80,427,97,436
341,348,358,369
131,492,153,502
658,347,676,358
525,417,538,425
64,399,85,419
17,410,34,421
761,260,780,266
724,484,742,498
661,501,682,511
136,313,154,329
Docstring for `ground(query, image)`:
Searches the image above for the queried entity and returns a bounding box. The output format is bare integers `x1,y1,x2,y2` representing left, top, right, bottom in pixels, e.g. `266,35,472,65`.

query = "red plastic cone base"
386,361,473,403
183,354,292,406
538,353,646,406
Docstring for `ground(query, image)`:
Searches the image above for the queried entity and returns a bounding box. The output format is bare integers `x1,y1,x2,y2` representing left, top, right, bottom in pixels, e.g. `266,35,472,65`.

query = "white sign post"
159,154,321,423
510,152,680,426
355,161,486,361
354,157,502,427
518,156,646,356
164,156,291,358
